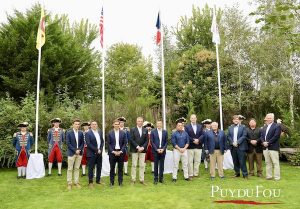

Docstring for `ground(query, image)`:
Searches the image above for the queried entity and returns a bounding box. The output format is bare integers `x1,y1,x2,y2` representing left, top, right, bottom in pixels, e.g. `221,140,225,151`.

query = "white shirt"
137,126,142,137
114,130,120,149
157,129,163,148
192,124,197,135
233,125,239,143
265,123,273,141
92,129,101,149
73,129,79,149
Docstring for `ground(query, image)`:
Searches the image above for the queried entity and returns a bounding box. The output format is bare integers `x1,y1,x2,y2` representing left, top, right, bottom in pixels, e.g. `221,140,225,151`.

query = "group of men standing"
12,112,282,188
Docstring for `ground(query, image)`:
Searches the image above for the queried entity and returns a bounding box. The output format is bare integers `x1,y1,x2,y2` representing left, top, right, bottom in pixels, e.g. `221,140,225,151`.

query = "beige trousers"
173,149,189,179
263,150,280,180
67,154,82,185
209,150,224,177
187,149,202,177
131,153,146,182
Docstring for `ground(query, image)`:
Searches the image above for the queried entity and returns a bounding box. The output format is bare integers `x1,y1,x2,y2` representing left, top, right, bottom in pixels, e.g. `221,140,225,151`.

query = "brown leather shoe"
266,177,273,180
74,183,81,188
140,181,147,185
88,183,94,189
67,184,72,190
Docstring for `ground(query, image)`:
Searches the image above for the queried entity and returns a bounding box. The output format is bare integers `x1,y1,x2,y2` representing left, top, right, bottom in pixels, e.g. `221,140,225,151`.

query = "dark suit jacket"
246,127,263,153
260,123,281,151
107,129,127,154
204,130,227,155
227,124,248,151
85,129,104,158
185,123,204,149
129,127,148,153
150,129,168,154
66,129,84,156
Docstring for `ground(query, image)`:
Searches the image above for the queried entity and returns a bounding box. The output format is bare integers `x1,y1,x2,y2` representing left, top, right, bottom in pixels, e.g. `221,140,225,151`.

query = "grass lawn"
0,161,300,209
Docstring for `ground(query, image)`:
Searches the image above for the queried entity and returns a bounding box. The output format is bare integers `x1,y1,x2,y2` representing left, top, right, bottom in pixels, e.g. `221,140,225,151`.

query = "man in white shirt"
108,119,127,186
85,121,104,188
66,119,84,190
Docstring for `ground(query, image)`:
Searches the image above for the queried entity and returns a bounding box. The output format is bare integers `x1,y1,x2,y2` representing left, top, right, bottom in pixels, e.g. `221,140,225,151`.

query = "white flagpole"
213,6,223,130
34,48,42,154
100,8,105,152
216,43,223,130
160,12,167,130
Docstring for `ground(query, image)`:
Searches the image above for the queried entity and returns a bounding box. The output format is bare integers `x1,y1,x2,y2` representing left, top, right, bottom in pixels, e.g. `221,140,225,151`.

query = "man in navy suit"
129,117,148,185
261,113,281,180
66,119,84,190
108,119,127,186
150,120,168,184
85,121,104,188
227,115,248,179
185,114,204,178
204,122,226,180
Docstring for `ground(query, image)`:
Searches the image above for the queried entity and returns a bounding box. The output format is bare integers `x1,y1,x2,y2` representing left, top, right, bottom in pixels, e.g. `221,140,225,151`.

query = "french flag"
156,12,161,45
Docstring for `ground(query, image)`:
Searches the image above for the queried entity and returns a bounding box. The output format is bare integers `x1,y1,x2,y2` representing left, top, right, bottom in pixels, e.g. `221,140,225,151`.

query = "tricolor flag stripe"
156,12,161,45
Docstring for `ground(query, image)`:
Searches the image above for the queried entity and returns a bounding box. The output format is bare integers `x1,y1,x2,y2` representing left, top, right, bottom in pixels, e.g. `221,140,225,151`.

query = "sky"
0,0,255,57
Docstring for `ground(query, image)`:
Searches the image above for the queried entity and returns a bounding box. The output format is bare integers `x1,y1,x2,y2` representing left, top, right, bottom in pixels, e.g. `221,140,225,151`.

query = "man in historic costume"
47,118,64,176
201,119,212,171
81,122,90,177
12,122,34,179
144,121,155,173
118,117,130,175
185,114,204,179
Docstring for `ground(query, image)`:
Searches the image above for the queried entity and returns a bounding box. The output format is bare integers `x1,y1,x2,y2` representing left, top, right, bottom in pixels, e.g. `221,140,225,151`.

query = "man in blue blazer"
227,115,248,179
85,121,104,188
185,114,204,178
108,119,127,186
204,122,226,180
261,113,281,180
66,119,84,190
150,120,168,184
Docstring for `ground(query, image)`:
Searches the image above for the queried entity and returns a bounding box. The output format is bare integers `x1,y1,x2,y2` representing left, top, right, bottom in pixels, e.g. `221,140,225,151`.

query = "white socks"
124,162,128,173
82,165,86,174
48,162,53,174
151,162,154,172
57,163,62,174
17,167,22,177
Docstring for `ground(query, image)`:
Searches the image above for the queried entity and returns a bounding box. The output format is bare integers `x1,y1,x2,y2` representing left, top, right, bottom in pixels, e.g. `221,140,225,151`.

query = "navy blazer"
260,123,281,151
227,124,248,151
204,130,227,155
85,129,104,158
150,129,168,153
129,127,148,153
107,129,127,154
66,129,84,156
185,123,204,149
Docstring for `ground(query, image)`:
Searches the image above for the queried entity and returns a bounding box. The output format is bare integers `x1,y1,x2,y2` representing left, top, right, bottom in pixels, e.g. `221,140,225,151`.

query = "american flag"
100,7,104,48
156,12,161,45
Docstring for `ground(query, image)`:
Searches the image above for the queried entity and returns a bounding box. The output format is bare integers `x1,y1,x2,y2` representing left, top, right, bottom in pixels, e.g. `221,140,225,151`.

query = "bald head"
190,114,197,124
211,122,218,131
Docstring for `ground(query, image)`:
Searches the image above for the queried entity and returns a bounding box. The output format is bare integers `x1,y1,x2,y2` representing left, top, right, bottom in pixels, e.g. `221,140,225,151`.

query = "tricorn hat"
17,122,29,128
238,115,246,120
50,118,62,123
81,122,91,127
175,117,187,124
201,119,212,124
117,116,127,122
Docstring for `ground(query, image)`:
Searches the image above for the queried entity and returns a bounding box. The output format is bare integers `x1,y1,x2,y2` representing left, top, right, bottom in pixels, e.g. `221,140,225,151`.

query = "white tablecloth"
223,150,234,170
26,153,45,179
101,153,110,176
